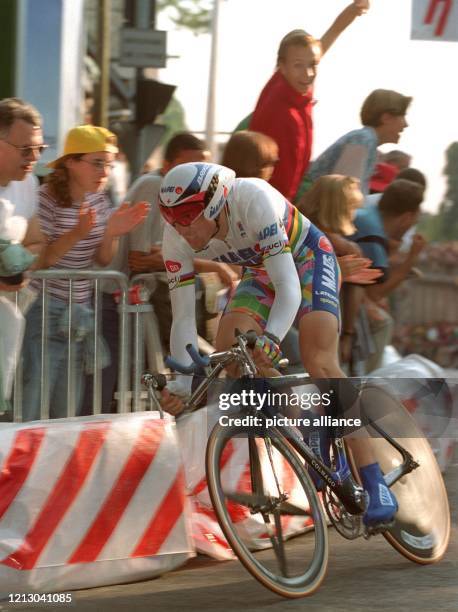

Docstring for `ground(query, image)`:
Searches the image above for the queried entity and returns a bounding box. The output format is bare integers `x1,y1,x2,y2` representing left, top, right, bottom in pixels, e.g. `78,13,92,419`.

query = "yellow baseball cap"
47,125,118,168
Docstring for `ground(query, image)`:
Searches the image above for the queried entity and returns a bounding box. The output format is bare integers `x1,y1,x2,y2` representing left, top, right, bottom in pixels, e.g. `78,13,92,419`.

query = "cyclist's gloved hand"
255,332,283,366
160,387,185,417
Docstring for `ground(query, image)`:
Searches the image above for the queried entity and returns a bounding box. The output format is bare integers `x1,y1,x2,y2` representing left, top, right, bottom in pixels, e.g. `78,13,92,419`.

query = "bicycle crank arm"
224,491,301,516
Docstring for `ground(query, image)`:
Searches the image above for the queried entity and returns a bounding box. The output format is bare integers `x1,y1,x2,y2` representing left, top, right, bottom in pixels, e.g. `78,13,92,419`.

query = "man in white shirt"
0,97,45,413
0,97,46,293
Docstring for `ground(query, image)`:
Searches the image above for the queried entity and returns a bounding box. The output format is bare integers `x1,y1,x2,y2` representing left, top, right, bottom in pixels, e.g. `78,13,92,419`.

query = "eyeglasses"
0,140,48,158
79,159,115,171
160,201,205,227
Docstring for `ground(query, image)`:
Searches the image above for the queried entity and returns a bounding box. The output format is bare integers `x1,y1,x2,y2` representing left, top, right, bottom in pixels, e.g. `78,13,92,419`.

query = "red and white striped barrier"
0,413,193,592
177,407,314,561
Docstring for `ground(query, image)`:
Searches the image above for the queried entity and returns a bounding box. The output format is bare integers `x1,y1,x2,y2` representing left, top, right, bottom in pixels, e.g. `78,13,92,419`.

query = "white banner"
411,0,458,42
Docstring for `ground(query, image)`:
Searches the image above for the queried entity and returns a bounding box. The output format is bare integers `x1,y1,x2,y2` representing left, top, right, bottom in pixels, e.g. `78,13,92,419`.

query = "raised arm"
320,1,369,56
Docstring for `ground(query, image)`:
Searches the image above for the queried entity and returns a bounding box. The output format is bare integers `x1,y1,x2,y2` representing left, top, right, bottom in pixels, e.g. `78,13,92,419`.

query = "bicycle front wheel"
205,418,328,598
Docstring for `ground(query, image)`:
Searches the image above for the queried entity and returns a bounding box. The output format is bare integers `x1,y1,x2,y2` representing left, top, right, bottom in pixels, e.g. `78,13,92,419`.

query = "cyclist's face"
173,213,217,251
278,44,321,95
0,119,43,184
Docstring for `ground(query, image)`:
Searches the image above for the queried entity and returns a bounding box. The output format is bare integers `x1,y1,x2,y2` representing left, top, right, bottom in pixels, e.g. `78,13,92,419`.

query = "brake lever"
234,329,258,376
141,372,167,419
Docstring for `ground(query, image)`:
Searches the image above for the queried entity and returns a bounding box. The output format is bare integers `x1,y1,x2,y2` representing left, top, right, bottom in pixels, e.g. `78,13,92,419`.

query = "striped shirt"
31,185,111,303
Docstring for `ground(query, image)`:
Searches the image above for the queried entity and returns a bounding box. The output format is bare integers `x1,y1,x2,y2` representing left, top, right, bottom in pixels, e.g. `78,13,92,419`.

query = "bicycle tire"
205,417,328,598
347,384,451,564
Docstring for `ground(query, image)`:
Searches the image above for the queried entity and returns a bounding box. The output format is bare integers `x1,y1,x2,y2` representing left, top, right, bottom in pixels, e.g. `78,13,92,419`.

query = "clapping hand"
338,254,383,284
75,202,96,240
106,201,150,238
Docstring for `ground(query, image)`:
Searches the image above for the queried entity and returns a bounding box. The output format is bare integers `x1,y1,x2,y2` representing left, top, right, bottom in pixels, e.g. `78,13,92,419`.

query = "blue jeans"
22,296,86,421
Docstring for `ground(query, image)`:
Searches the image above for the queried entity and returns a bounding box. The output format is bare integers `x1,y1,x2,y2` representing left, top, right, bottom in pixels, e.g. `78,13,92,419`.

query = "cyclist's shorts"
224,234,341,330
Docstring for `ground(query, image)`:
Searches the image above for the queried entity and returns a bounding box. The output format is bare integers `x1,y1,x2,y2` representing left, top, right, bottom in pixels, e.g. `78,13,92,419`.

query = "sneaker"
359,462,398,526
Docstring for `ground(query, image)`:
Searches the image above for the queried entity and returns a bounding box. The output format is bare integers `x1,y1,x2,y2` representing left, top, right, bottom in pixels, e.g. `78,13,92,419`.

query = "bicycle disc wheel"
348,384,451,564
205,418,328,598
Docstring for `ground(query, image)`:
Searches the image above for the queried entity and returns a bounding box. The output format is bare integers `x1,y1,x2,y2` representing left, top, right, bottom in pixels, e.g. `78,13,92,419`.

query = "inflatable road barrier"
370,354,457,473
0,412,193,593
176,405,314,561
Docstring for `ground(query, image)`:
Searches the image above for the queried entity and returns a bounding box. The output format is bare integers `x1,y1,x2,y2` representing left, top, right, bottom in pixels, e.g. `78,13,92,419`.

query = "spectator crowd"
1,0,455,421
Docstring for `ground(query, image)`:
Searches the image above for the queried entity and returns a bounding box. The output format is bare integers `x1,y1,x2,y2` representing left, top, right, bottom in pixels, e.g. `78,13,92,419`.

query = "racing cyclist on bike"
158,161,398,528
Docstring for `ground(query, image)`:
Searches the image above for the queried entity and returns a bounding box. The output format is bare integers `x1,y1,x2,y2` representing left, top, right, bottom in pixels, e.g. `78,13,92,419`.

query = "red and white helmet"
159,162,236,226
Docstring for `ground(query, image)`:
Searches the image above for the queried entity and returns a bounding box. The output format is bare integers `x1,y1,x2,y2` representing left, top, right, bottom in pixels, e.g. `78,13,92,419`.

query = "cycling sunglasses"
160,194,207,227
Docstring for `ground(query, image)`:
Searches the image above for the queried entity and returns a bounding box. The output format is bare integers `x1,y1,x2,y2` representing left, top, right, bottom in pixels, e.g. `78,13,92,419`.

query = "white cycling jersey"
162,178,314,381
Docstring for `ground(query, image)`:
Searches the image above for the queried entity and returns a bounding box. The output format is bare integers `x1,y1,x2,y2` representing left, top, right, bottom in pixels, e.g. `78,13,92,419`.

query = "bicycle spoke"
206,420,329,598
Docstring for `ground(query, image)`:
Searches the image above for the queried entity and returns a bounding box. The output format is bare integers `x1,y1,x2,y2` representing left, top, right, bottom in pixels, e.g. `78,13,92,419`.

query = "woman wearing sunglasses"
21,125,148,421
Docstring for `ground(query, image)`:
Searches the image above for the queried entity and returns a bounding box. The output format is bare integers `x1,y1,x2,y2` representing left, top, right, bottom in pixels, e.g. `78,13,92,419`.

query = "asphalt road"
2,448,456,612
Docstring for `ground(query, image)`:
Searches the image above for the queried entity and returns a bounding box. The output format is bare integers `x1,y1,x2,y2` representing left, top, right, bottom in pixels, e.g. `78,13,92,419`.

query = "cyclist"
158,162,398,528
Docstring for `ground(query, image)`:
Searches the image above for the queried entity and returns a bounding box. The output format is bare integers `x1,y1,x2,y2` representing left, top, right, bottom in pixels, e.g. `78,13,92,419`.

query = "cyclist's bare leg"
298,311,344,378
298,311,377,465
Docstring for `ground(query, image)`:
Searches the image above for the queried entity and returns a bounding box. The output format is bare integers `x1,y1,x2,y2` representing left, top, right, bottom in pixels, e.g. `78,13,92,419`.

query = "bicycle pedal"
363,519,395,539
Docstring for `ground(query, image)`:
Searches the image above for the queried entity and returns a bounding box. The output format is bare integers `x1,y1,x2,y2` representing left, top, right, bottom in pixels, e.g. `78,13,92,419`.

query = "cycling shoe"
359,462,398,527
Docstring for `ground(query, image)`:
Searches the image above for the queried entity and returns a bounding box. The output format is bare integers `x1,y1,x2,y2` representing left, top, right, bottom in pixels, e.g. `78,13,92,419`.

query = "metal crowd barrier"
8,269,167,422
5,269,224,422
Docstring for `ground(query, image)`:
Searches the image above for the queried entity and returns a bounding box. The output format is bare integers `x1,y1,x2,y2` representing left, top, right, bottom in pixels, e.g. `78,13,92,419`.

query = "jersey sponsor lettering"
165,260,182,273
168,271,195,290
168,274,180,290
258,222,278,241
214,246,261,267
322,254,337,293
262,240,288,258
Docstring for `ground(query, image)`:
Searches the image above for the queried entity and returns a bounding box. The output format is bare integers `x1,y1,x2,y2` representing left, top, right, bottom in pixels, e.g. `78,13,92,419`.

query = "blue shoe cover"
360,462,398,526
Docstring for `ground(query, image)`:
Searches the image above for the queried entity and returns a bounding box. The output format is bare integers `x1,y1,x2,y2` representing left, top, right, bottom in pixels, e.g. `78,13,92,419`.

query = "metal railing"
4,268,216,422
10,269,140,422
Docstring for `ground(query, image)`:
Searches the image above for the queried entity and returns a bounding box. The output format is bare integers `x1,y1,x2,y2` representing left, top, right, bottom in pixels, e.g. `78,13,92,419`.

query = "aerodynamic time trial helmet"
159,162,236,227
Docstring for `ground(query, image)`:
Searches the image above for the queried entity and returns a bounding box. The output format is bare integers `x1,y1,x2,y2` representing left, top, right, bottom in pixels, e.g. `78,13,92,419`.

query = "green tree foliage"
438,142,458,241
157,0,212,34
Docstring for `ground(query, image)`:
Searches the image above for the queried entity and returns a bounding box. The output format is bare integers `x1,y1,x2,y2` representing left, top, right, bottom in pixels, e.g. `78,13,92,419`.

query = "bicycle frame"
146,333,419,517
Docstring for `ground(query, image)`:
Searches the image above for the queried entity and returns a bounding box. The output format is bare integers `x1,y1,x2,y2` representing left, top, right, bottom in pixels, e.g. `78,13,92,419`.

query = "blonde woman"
298,175,382,367
22,125,148,421
298,175,381,282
